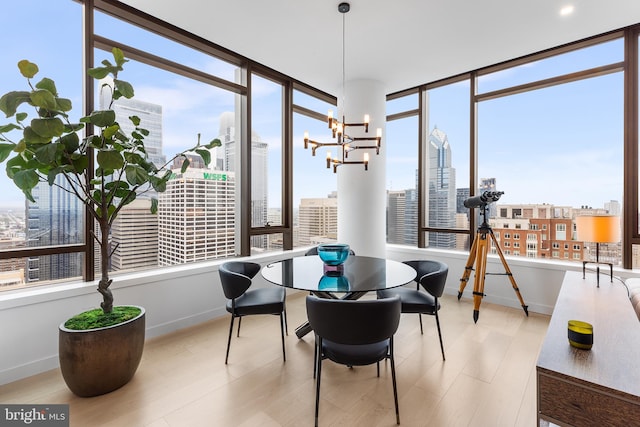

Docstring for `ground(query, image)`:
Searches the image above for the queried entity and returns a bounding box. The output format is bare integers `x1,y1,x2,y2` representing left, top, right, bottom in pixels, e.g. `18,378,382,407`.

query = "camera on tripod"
463,191,504,209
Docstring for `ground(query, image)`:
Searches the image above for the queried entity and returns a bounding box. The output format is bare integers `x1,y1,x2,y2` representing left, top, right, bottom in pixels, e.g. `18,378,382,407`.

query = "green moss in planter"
64,306,142,330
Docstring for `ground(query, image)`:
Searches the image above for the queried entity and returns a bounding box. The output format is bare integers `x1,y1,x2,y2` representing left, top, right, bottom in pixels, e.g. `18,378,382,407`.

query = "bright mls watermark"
1,405,69,426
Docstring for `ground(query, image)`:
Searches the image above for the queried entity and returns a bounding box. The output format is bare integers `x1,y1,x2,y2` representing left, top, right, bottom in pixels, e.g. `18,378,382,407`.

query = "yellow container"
568,320,593,350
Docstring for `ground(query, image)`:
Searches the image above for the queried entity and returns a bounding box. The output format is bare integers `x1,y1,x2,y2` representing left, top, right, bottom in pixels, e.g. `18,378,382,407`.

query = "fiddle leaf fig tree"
0,47,221,315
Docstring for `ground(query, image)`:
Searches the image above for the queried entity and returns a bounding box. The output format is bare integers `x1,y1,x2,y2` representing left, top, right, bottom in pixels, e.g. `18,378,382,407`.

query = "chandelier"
303,2,382,173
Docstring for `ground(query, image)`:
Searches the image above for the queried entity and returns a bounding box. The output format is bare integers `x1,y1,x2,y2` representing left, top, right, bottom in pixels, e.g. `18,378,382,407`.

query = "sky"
0,0,626,213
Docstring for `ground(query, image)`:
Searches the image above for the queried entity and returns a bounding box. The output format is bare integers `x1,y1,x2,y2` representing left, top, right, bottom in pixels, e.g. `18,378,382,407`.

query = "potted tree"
0,47,220,396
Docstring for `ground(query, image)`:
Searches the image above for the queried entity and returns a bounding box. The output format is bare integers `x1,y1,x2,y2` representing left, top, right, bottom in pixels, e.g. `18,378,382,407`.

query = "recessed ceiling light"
560,5,575,16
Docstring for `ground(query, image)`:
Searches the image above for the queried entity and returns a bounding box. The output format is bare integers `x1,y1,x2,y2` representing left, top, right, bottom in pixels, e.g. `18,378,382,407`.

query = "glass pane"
424,80,471,250
251,74,283,253
94,11,239,83
92,51,238,271
387,92,419,116
293,112,338,248
478,38,623,94
386,115,418,245
294,90,335,113
422,231,469,251
0,0,83,289
478,72,623,267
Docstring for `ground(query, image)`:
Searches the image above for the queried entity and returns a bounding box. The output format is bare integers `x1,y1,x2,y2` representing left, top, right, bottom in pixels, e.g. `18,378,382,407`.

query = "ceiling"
121,0,640,96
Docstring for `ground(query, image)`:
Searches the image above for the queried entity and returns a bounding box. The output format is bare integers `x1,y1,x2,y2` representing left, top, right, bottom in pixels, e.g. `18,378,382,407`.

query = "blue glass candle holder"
317,243,350,266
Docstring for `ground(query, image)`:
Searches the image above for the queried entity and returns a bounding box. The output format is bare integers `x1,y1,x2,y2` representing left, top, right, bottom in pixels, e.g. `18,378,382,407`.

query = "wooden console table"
537,271,640,426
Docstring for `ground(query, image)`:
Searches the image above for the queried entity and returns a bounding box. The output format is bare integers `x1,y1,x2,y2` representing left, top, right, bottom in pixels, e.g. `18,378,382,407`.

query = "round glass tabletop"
261,255,416,293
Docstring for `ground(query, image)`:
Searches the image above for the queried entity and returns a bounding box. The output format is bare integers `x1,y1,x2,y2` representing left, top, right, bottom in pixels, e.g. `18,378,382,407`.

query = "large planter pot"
58,306,145,397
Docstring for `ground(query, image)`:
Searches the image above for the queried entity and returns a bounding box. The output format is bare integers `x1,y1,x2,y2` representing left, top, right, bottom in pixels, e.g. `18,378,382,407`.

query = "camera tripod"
458,206,529,323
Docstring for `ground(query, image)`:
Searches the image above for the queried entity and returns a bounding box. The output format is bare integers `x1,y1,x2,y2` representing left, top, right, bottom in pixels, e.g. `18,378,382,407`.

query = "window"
250,74,283,253
0,0,84,290
422,79,470,250
513,233,520,240
293,88,338,248
504,233,511,239
386,92,418,246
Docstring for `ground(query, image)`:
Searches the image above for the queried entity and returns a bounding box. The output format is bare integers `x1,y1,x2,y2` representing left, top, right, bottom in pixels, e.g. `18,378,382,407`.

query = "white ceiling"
121,0,640,96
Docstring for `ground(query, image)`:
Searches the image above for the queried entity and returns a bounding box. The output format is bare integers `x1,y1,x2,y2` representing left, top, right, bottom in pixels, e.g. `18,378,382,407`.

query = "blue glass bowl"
318,274,350,291
317,243,350,266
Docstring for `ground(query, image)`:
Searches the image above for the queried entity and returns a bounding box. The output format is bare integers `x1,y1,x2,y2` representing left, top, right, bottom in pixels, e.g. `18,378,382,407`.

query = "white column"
337,79,386,257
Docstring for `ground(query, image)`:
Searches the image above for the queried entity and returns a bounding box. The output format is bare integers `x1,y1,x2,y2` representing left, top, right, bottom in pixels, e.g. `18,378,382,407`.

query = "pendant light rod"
302,2,382,173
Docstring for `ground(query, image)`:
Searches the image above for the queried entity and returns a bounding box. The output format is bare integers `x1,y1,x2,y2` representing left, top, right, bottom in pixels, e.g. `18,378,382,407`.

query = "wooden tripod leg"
458,235,479,300
472,234,489,323
488,230,528,316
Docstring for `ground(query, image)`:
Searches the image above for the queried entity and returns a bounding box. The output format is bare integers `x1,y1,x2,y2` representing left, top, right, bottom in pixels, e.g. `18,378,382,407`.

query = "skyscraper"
157,169,236,265
427,127,456,248
298,197,338,246
217,112,268,250
25,179,83,282
387,190,406,244
99,79,166,168
110,199,159,271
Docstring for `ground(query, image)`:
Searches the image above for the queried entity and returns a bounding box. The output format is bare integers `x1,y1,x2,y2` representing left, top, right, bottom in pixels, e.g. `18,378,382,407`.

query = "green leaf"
13,169,39,191
31,117,64,138
105,180,129,191
103,124,120,139
87,67,110,80
0,123,21,134
120,193,135,208
64,123,84,133
47,168,62,186
56,98,72,112
34,143,59,164
87,110,116,128
151,197,158,214
123,152,143,164
35,77,57,96
125,164,149,185
181,157,190,173
30,89,58,110
0,91,31,117
205,138,222,149
129,115,140,126
59,132,80,152
114,79,134,99
71,155,88,173
149,175,167,193
0,143,15,162
17,60,38,79
112,47,127,67
23,126,51,144
16,112,28,122
195,149,211,166
97,149,124,170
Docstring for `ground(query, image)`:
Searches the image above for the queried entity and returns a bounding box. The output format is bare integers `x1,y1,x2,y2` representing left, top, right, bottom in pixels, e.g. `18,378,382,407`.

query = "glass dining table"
261,255,416,338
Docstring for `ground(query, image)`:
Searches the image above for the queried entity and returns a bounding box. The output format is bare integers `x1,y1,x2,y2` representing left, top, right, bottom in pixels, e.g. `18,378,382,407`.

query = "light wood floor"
0,292,550,427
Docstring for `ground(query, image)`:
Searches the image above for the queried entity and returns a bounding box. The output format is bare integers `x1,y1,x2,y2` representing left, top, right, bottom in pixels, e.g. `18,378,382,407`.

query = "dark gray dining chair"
218,261,287,364
377,259,448,360
306,295,401,426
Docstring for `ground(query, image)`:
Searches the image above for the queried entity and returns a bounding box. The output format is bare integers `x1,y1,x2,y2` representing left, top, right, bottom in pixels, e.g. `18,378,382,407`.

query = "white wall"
2,245,638,386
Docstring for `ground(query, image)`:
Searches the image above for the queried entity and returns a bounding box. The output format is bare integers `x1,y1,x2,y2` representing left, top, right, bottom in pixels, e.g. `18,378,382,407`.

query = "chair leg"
390,339,400,425
418,313,423,334
313,334,318,379
284,306,289,335
225,315,235,364
315,338,323,427
280,312,286,362
237,316,242,337
377,361,380,377
435,310,445,361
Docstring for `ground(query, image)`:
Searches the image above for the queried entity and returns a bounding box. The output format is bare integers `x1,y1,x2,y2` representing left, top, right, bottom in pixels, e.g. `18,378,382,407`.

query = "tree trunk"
97,216,113,314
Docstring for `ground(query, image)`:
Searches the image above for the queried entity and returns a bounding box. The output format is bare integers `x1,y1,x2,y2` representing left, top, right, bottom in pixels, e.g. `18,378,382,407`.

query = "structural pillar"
337,79,386,257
